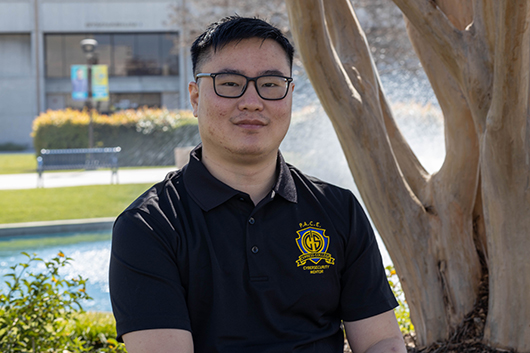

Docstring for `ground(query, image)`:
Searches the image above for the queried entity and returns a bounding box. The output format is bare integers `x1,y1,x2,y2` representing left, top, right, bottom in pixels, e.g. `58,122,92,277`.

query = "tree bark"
286,0,530,350
479,2,530,349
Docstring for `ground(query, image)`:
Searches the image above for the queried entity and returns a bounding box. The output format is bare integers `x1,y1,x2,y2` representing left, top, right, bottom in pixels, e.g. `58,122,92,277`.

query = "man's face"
189,38,294,164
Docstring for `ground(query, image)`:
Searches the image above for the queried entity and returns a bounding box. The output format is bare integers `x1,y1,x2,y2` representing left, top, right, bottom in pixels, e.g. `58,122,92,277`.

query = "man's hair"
191,15,294,76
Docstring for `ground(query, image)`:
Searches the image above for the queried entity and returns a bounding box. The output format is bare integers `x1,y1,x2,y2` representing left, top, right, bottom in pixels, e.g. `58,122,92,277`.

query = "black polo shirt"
109,146,397,353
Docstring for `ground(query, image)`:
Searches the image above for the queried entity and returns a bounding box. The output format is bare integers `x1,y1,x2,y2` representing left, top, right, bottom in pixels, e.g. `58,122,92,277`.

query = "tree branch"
322,0,429,200
391,0,467,86
322,0,378,107
471,0,496,59
488,0,530,131
378,87,430,195
405,16,480,214
318,0,380,123
286,0,364,121
286,0,426,233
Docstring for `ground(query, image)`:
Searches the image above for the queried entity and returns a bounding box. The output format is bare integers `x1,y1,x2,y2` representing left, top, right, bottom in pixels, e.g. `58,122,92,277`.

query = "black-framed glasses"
195,72,293,100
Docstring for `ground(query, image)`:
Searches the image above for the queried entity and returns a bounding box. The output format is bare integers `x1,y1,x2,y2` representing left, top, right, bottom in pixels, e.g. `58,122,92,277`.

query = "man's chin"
228,146,278,162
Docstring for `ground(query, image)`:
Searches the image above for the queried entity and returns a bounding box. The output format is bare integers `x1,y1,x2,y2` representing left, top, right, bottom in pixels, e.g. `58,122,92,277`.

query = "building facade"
0,0,189,148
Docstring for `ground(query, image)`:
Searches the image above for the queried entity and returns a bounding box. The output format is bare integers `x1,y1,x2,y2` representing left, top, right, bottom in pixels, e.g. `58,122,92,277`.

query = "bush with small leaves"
0,251,92,352
62,312,127,352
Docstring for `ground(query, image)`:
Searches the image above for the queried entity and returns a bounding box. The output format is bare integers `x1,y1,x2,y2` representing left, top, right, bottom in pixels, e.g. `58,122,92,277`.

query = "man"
109,16,406,353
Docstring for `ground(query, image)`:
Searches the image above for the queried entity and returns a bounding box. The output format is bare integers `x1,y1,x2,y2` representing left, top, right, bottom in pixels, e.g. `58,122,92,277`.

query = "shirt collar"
183,145,297,212
273,152,297,203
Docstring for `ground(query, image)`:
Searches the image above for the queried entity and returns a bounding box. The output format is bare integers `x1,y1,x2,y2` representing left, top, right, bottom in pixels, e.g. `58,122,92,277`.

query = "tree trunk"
478,2,530,348
286,0,530,350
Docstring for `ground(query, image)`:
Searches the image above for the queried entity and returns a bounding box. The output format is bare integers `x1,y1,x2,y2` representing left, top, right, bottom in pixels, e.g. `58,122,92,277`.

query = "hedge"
32,108,200,167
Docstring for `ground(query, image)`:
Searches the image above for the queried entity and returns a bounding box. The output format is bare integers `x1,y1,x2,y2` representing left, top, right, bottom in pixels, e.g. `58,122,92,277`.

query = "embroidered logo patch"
295,226,335,269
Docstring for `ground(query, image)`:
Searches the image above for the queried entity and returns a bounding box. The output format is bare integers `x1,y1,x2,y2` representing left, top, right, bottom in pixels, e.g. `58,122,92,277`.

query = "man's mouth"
232,118,268,129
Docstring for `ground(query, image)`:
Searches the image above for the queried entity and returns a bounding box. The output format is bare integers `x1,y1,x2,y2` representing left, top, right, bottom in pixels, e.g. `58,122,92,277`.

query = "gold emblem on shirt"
295,225,335,274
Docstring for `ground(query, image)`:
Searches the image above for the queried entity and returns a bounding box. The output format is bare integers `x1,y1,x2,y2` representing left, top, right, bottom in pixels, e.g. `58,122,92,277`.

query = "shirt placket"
245,193,275,282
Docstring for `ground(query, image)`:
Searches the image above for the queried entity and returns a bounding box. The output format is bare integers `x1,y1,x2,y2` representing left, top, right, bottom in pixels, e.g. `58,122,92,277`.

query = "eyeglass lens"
214,73,290,99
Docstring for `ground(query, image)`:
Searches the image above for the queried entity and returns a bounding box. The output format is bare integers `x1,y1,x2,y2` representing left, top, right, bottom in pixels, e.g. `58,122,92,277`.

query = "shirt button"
251,246,259,254
239,197,245,201
248,217,255,224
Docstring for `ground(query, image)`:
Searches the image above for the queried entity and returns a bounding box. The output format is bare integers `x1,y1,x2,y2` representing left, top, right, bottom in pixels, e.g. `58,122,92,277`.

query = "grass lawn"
0,153,36,174
0,183,151,224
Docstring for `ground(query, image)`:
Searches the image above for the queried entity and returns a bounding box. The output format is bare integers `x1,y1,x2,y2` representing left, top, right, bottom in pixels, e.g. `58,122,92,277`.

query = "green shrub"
0,143,28,152
0,252,92,352
0,252,127,352
386,265,414,334
62,312,127,352
32,108,200,167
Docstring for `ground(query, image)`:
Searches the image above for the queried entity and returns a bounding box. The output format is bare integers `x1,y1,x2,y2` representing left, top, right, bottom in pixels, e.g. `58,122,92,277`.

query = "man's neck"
201,148,278,205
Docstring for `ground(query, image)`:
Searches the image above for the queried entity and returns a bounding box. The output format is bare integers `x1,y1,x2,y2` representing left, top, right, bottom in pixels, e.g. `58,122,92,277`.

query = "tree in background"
286,0,530,351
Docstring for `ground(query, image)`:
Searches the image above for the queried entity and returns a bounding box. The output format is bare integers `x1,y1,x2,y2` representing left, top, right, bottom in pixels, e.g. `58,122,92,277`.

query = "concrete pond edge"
0,218,115,238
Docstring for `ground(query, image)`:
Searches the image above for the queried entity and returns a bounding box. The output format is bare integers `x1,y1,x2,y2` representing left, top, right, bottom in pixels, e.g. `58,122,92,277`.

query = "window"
113,34,135,76
45,33,179,78
162,33,179,76
64,34,88,75
45,35,63,78
135,34,161,75
94,34,112,69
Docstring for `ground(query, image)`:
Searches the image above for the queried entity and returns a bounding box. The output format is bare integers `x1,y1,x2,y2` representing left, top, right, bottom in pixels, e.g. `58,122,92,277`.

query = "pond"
0,232,113,312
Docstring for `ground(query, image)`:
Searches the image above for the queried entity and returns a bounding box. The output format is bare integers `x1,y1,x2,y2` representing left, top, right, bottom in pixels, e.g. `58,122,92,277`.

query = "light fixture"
80,38,98,57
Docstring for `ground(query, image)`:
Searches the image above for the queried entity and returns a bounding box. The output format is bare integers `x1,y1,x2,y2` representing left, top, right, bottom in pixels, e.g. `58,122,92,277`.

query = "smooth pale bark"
397,1,530,350
286,0,530,350
479,2,530,349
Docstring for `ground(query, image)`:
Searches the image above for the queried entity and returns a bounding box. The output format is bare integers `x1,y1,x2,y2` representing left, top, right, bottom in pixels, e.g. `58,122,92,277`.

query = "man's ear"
189,81,199,117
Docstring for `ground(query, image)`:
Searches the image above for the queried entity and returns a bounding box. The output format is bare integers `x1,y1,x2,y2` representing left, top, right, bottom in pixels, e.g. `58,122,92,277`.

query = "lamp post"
80,38,98,148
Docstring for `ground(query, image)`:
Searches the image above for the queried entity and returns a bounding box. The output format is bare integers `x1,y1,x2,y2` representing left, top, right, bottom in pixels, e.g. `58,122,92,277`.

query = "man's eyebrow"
216,68,288,76
218,68,242,74
259,69,286,76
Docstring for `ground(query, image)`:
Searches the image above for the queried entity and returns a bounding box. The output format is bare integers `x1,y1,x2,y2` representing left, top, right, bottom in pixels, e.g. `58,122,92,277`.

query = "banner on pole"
91,65,109,101
71,65,88,100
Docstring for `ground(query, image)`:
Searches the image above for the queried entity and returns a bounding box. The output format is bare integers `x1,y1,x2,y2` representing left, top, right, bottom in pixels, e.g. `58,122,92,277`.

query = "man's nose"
238,81,264,110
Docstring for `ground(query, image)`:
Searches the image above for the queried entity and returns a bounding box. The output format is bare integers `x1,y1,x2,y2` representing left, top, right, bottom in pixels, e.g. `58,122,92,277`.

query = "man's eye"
261,82,279,88
219,81,240,87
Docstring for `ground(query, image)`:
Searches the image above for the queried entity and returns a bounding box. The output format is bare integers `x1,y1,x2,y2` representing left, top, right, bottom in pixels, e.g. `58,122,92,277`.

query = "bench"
37,147,121,187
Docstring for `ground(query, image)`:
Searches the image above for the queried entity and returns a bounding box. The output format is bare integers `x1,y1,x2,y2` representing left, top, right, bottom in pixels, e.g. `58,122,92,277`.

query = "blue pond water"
0,232,113,312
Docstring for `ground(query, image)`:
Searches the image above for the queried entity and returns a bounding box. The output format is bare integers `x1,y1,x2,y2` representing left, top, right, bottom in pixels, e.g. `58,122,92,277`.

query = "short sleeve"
340,195,398,321
109,210,191,341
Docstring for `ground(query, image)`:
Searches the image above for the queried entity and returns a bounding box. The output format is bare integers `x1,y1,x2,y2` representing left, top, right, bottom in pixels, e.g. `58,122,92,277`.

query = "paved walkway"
0,167,176,190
